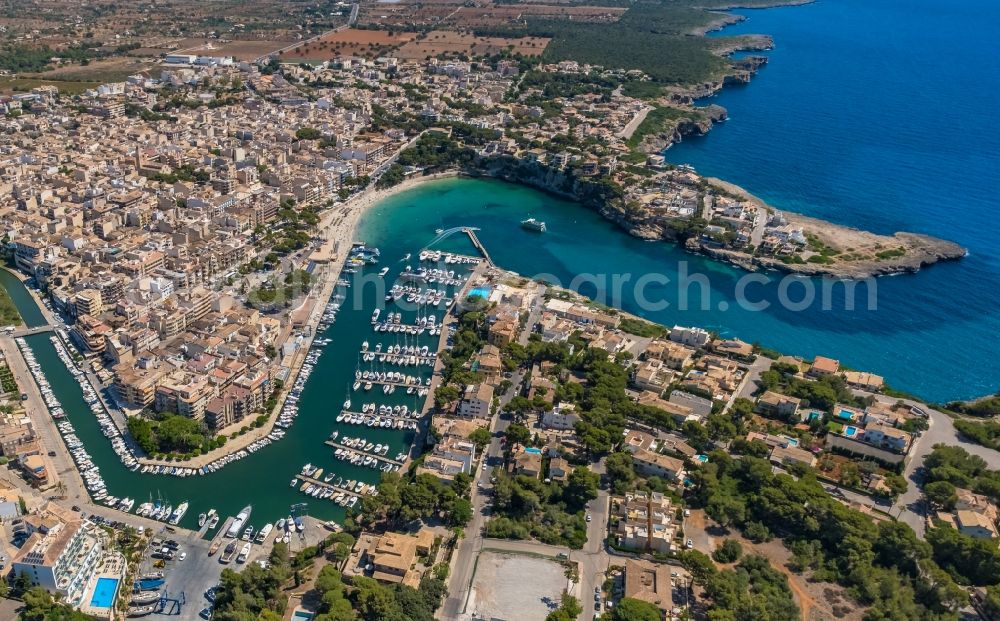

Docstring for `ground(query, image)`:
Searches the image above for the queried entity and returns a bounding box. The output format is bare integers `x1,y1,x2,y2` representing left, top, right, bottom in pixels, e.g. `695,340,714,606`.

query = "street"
888,397,1000,536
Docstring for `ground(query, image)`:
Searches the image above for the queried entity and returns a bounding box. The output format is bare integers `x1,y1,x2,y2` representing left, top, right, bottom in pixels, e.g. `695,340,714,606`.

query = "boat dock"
464,229,494,266
359,350,437,365
325,440,406,467
205,516,234,547
355,378,427,389
296,474,365,502
338,409,422,424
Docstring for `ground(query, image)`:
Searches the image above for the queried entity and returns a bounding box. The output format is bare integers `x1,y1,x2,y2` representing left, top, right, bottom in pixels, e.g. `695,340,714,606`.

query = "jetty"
424,227,493,266
355,377,427,389
296,474,365,502
325,440,406,467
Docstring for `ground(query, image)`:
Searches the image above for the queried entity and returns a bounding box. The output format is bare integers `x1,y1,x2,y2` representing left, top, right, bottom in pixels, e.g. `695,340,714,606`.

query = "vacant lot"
469,552,567,621
282,29,416,60
396,31,550,59
174,38,293,61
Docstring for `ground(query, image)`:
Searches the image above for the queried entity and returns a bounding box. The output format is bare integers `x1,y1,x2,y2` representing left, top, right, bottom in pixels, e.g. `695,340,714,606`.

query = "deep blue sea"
664,0,1000,401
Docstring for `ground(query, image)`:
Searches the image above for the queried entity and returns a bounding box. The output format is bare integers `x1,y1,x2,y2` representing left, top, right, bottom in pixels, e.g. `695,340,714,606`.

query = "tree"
712,539,743,564
563,467,599,511
681,550,718,586
883,473,908,498
449,497,473,526
610,597,663,621
505,423,531,450
469,427,492,449
924,480,958,510
604,451,635,493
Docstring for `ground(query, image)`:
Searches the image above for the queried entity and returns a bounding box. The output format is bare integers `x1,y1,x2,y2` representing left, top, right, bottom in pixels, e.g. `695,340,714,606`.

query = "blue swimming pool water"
836,409,855,421
524,447,542,455
292,611,315,621
843,426,859,438
468,286,492,299
90,577,119,608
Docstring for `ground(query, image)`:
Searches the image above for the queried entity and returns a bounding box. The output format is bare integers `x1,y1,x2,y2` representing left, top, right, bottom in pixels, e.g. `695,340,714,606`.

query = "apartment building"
11,504,107,607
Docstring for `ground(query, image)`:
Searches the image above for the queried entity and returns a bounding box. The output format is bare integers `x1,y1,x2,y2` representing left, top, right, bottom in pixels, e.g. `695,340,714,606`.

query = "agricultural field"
282,29,417,60
448,5,626,28
396,31,550,59
357,0,625,30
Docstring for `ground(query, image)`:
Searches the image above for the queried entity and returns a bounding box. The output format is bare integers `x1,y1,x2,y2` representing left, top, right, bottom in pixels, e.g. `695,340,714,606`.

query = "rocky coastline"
469,160,965,280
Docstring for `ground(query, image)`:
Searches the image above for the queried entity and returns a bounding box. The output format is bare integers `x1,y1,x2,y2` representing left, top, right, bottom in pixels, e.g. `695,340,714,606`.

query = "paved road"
736,355,772,401
442,285,552,621
887,396,1000,536
617,106,654,140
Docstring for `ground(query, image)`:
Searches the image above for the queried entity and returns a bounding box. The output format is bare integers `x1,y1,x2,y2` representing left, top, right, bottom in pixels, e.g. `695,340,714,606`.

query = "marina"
0,229,483,533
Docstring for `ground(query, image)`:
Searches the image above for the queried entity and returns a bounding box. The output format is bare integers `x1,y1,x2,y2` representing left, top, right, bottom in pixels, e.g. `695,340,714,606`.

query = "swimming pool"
843,426,859,438
89,577,119,608
836,409,855,421
291,611,315,621
694,454,709,463
524,447,542,455
468,286,492,300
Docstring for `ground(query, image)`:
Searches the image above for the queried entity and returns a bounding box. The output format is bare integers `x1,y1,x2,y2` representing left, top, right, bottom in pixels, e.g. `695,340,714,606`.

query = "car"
586,514,592,522
205,588,218,603
481,462,487,470
685,539,694,549
199,607,213,620
594,602,601,611
594,593,601,601
595,587,601,594
71,505,81,512
684,509,691,517
178,552,187,561
47,451,57,457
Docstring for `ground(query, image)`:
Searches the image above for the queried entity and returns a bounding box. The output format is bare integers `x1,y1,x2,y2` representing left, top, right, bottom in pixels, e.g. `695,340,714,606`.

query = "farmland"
396,31,550,59
282,29,418,60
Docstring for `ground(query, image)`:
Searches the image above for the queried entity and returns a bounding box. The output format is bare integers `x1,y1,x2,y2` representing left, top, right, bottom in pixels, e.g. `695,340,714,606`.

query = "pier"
325,440,406,467
359,349,437,366
337,409,421,426
464,229,493,266
295,474,365,502
353,377,427,389
424,227,493,266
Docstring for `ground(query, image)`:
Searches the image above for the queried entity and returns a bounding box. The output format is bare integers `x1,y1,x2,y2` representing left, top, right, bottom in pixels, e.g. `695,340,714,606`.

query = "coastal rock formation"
473,158,966,280
636,104,728,153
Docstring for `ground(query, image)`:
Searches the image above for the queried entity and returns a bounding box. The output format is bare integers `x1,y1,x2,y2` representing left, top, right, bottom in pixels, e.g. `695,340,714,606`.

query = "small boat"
520,217,546,232
208,539,223,556
237,542,251,564
198,513,207,528
220,541,238,564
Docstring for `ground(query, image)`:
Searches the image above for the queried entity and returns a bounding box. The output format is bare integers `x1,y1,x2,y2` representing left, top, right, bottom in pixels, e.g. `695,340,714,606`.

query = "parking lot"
142,534,223,621
468,551,570,621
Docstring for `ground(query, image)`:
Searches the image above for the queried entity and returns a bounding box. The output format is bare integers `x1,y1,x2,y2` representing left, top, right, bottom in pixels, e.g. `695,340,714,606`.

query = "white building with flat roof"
10,504,105,606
